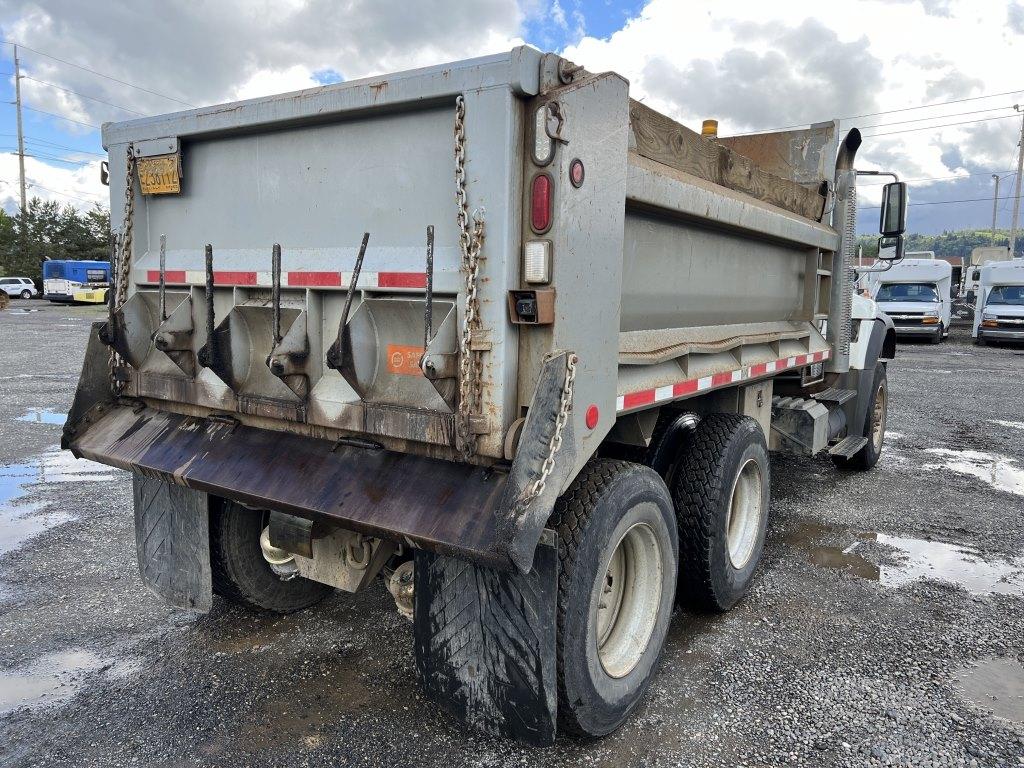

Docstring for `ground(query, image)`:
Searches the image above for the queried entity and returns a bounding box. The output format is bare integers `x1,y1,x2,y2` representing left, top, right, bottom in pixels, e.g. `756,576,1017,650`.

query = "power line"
729,86,1024,136
858,194,1018,210
859,169,1017,185
22,75,145,116
25,136,104,156
855,105,1015,131
18,104,99,128
25,179,105,205
7,150,93,167
859,113,1022,138
3,39,195,107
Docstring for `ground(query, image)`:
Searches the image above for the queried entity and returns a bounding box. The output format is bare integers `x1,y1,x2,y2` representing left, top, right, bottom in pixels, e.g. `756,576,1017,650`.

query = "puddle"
6,308,40,314
15,409,67,426
0,449,117,556
0,649,136,715
923,448,1024,496
788,523,1024,596
990,420,1024,432
953,657,1024,725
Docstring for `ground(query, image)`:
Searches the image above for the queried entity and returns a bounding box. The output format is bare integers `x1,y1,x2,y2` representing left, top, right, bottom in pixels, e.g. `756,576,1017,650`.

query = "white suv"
0,277,38,299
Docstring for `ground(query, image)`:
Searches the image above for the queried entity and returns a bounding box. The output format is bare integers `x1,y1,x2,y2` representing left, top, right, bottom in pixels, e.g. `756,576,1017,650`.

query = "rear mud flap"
132,474,213,612
413,533,559,745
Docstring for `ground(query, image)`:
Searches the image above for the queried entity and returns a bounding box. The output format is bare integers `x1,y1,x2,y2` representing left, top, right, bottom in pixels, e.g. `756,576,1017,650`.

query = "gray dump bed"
67,46,858,572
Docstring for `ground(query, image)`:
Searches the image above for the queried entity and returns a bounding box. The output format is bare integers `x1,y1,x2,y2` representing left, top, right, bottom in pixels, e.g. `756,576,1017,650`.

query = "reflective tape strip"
140,271,431,289
616,350,831,414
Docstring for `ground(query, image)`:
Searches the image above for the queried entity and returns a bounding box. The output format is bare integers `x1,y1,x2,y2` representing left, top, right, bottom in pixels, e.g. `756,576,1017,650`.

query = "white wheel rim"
594,518,664,679
726,458,763,570
871,382,887,453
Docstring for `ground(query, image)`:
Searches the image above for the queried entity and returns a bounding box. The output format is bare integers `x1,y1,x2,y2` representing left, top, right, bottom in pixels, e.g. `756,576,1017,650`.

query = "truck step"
811,387,857,405
828,435,868,458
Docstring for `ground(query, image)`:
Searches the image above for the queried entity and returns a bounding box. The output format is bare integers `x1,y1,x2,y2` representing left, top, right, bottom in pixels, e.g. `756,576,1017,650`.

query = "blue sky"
0,0,1022,236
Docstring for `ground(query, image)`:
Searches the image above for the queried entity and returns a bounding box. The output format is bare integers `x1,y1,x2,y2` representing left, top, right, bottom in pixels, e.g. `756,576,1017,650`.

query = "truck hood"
876,300,940,315
983,303,1024,318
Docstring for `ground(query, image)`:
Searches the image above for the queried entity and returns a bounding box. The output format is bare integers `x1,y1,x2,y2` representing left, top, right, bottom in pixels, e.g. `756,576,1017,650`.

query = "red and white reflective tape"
141,270,428,289
615,349,831,413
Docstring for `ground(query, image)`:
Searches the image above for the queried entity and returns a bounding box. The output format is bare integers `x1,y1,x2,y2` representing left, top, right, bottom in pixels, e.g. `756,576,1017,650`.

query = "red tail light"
531,173,553,234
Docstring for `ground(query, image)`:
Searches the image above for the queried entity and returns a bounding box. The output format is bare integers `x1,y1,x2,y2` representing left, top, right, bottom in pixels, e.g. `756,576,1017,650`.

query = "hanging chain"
526,352,577,502
108,144,136,393
454,95,486,460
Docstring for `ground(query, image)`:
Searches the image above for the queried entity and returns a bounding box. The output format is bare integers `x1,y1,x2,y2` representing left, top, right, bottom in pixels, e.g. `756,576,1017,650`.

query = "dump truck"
62,47,902,744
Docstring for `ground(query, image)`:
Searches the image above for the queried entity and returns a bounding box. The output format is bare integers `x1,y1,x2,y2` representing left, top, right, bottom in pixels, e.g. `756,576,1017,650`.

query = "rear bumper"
68,403,514,568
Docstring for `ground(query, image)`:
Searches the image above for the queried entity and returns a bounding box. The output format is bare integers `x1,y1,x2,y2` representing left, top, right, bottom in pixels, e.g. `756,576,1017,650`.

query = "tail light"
530,173,553,234
533,104,554,165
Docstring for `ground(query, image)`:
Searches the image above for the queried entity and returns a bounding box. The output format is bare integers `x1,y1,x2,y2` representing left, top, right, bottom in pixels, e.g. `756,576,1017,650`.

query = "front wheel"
834,362,888,471
209,500,333,613
550,460,678,737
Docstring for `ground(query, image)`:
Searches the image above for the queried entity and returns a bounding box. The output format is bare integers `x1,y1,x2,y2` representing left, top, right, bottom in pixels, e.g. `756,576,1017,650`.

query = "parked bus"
42,260,111,303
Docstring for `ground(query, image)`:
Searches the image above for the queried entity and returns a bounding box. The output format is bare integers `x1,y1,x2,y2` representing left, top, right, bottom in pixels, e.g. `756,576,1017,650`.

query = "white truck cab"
872,257,952,343
973,260,1024,346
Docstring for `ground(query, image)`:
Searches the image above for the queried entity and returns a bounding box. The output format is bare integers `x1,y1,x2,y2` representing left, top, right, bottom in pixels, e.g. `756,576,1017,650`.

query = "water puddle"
788,523,1024,596
0,449,117,556
6,308,40,314
953,657,1024,725
923,448,1024,496
0,649,137,715
15,409,67,426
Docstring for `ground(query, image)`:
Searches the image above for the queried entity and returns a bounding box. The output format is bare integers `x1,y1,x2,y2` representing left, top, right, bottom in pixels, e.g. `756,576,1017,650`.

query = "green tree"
0,199,111,280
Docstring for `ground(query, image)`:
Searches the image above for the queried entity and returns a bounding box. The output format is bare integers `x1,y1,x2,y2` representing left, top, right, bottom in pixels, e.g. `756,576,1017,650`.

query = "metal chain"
454,95,486,460
526,352,578,501
108,144,136,393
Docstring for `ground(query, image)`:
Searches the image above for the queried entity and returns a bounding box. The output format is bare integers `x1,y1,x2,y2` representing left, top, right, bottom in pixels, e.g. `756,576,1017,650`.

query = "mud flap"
132,475,213,612
413,531,559,745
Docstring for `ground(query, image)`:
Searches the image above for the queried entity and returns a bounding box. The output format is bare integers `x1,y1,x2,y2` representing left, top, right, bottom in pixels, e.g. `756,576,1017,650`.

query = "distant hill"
857,229,1021,260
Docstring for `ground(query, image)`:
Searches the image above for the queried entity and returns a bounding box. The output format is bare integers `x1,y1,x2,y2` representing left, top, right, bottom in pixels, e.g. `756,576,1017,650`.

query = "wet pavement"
0,298,1023,767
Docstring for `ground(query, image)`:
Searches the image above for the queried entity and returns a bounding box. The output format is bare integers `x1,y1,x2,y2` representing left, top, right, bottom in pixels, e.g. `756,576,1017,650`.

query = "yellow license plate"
137,154,181,195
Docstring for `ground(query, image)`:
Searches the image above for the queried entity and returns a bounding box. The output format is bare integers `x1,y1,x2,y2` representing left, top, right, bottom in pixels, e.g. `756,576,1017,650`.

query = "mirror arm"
856,170,901,182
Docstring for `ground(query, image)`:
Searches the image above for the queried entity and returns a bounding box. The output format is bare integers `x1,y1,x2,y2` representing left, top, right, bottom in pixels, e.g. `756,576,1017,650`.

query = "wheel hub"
726,458,763,570
594,519,664,679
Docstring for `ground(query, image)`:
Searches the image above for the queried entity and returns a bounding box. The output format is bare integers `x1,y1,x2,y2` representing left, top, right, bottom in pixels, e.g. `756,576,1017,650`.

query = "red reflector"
531,173,552,233
585,404,599,430
570,158,585,188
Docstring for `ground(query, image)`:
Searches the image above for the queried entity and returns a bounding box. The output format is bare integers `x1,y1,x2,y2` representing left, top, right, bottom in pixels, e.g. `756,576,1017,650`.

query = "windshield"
986,285,1024,306
875,283,939,303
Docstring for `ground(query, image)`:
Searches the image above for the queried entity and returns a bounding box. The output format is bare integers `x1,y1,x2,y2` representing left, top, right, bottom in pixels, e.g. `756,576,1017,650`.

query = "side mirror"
876,234,904,262
879,181,907,237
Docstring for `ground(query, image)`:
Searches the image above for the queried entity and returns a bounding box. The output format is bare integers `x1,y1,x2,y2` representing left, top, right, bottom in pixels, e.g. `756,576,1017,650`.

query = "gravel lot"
1,299,1022,767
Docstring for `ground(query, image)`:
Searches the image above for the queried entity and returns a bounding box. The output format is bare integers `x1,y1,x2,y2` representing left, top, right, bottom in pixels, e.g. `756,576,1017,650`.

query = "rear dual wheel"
209,500,333,613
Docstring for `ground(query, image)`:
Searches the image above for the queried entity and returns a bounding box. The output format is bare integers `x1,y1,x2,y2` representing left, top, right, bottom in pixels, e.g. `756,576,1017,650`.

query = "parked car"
0,276,38,299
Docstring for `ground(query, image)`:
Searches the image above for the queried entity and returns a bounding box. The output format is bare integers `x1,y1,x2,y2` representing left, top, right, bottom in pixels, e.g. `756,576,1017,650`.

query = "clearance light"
523,240,551,284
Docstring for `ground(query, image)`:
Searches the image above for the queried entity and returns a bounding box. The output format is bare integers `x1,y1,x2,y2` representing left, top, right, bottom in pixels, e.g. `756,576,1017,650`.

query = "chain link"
108,144,136,394
454,95,486,460
526,352,577,501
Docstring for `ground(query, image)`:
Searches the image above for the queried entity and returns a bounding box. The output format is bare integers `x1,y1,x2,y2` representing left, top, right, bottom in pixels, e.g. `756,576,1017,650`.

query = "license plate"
137,154,181,195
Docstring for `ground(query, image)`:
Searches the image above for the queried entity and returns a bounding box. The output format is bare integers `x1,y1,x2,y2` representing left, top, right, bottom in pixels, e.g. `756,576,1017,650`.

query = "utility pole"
13,44,26,219
991,173,1000,245
1009,104,1024,259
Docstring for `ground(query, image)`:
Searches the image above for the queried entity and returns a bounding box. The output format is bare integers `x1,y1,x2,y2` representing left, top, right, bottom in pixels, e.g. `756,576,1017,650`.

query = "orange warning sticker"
386,344,424,376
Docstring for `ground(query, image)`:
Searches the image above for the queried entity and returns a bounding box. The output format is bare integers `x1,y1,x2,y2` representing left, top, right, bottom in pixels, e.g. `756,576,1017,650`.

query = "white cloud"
0,153,106,212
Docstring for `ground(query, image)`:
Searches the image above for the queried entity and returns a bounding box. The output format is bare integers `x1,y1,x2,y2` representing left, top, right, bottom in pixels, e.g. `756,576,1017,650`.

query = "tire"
671,413,770,612
929,329,942,344
209,500,333,613
834,362,887,472
20,289,31,299
975,336,987,347
549,460,678,737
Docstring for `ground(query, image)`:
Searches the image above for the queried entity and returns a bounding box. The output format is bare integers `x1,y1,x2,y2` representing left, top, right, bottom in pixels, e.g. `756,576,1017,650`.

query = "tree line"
0,198,111,281
857,229,1024,260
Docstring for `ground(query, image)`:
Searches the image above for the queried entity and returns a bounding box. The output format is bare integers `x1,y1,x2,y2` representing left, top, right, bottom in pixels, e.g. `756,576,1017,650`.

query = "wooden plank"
628,99,826,221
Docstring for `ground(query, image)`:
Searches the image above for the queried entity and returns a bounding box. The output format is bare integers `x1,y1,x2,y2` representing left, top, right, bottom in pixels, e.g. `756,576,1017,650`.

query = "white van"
871,258,952,344
973,260,1024,346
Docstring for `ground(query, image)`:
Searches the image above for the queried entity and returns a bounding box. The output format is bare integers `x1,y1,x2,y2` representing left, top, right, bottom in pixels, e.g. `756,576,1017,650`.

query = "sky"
0,0,1021,236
